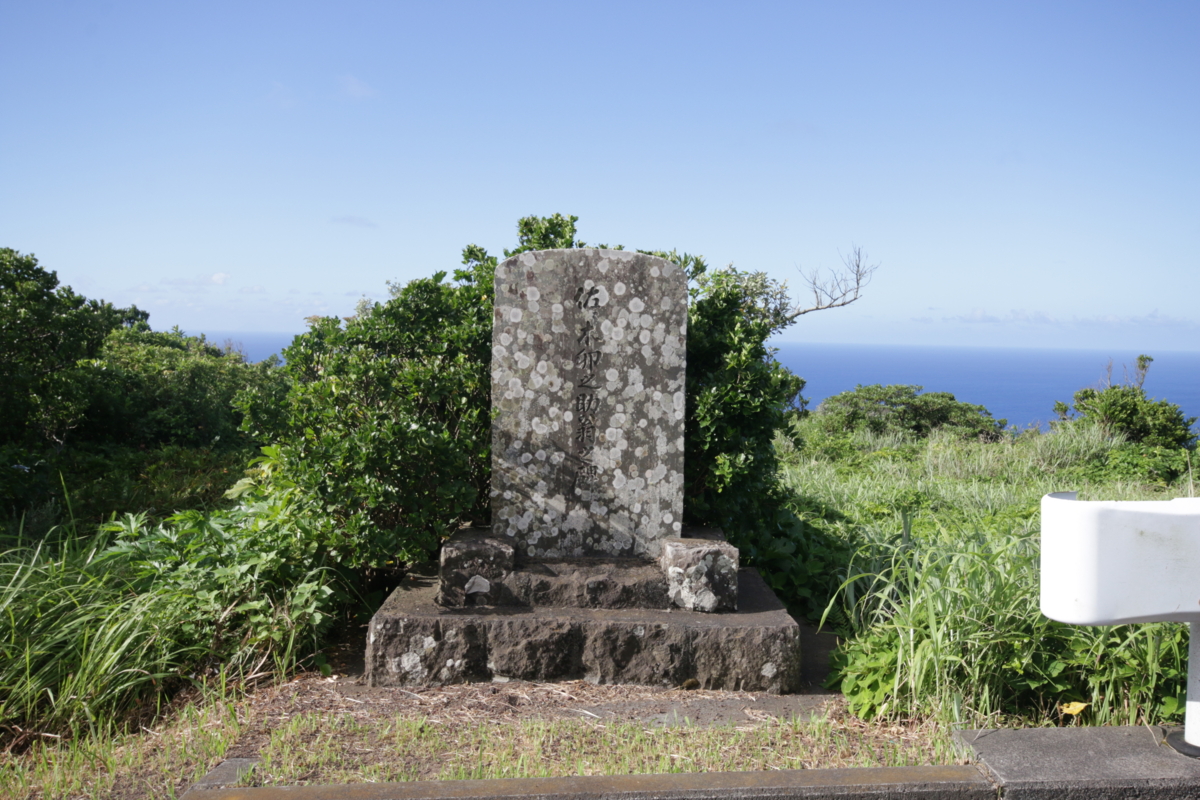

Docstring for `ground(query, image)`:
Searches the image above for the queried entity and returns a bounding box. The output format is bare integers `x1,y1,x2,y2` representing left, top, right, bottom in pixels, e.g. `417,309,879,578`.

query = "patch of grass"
243,705,963,786
0,684,244,800
781,417,1195,727
0,492,334,749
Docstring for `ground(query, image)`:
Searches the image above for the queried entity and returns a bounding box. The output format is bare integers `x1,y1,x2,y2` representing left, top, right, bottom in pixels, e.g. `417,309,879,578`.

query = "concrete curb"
187,758,260,794
183,764,992,799
185,725,1200,799
960,726,1200,800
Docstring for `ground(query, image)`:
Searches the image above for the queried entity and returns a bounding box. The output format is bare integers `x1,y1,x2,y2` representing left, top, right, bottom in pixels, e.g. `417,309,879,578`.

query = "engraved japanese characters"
491,249,686,560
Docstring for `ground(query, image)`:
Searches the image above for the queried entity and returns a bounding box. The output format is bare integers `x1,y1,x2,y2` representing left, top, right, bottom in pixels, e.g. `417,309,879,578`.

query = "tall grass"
0,528,196,742
783,418,1192,727
0,483,337,749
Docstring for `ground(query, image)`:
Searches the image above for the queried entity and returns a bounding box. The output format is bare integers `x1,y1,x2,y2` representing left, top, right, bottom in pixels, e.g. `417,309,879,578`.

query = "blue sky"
3,1,1198,351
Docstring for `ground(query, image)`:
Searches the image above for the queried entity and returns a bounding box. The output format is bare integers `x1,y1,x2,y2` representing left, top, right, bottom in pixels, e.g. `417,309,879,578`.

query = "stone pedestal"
366,568,801,693
436,527,739,612
365,525,800,692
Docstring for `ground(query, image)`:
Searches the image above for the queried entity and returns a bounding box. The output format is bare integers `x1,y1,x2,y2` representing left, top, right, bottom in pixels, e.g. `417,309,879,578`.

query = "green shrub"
1060,442,1193,487
815,384,1007,441
0,248,146,450
238,268,495,569
674,265,855,619
228,214,883,623
238,215,830,610
1054,355,1196,449
0,249,281,522
76,327,282,451
681,268,805,522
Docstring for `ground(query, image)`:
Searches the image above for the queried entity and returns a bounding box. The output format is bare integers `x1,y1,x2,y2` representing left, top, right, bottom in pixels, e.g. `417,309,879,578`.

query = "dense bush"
236,262,494,569
0,248,146,450
237,215,824,613
815,383,1007,441
0,250,280,523
1054,356,1196,449
76,327,281,450
677,265,847,618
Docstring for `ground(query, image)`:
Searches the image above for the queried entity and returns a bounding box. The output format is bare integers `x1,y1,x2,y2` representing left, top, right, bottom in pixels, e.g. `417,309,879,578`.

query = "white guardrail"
1041,492,1200,755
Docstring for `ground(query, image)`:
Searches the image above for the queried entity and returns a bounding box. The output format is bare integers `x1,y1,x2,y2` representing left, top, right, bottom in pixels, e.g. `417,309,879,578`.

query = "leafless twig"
788,246,878,321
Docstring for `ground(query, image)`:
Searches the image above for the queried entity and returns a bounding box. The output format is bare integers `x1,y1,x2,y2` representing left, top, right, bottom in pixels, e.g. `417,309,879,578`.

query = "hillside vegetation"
2,221,1197,760
780,408,1194,725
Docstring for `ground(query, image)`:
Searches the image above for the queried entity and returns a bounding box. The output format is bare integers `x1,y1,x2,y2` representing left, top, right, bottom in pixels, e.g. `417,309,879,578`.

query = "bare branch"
786,246,879,321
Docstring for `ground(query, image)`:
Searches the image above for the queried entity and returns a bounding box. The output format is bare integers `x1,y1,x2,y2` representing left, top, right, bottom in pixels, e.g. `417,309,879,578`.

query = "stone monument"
366,249,801,692
491,248,686,560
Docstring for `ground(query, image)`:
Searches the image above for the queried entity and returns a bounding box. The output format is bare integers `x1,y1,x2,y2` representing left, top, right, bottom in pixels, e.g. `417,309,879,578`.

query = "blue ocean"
774,343,1200,431
200,331,1200,433
197,331,299,363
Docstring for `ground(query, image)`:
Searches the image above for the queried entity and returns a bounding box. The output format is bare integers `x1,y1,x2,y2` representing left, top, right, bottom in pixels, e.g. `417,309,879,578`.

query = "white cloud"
340,75,377,99
240,285,266,294
940,308,1198,329
946,308,1004,324
211,272,230,285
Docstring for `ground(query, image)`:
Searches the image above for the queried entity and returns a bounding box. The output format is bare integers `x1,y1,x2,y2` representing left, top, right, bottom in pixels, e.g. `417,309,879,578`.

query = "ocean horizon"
774,342,1200,432
196,330,1199,433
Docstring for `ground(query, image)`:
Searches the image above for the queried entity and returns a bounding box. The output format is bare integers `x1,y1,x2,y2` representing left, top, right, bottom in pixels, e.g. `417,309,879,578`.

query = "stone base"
366,568,801,693
487,558,670,608
438,527,738,612
440,532,669,609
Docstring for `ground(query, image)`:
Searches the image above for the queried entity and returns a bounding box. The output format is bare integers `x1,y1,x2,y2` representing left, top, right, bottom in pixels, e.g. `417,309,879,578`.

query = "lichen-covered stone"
440,535,672,609
367,570,800,693
660,537,739,612
490,249,686,561
437,529,515,606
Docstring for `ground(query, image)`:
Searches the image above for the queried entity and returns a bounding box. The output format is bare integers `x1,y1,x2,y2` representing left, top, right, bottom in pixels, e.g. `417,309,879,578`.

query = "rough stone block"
437,528,515,607
366,568,800,693
486,619,584,678
660,537,739,612
499,559,669,609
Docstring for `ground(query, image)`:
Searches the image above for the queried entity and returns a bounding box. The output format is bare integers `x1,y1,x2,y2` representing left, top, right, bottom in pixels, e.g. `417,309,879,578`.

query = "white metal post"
1039,494,1200,757
1189,621,1200,747
1167,621,1200,756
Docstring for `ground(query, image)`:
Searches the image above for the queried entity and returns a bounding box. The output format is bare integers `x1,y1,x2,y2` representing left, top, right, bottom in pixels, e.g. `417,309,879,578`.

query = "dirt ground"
224,621,842,760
